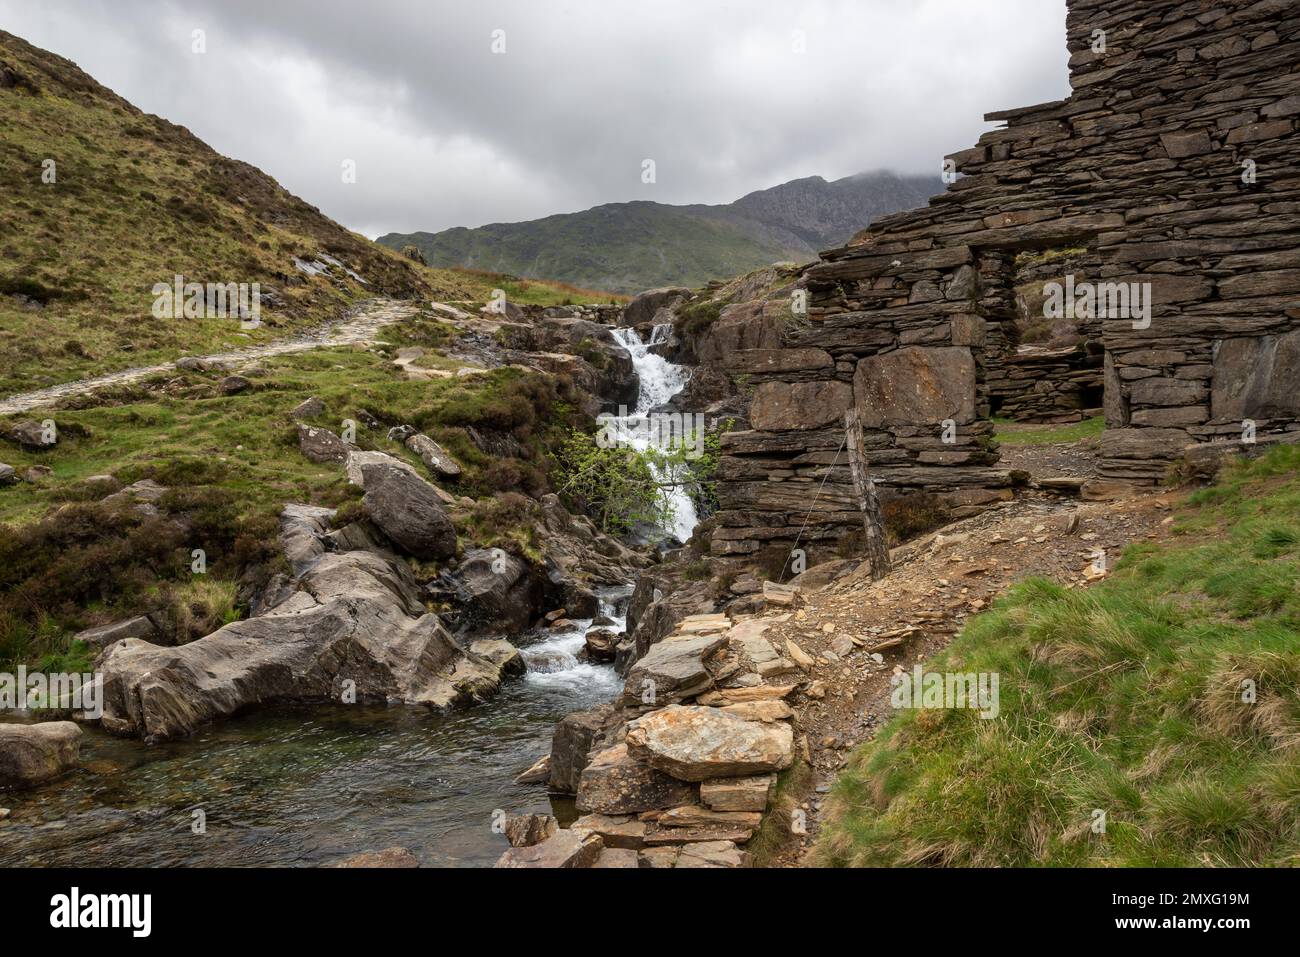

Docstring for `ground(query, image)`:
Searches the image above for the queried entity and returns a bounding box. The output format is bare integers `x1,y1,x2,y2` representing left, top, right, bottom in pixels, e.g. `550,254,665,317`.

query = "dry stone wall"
713,0,1300,559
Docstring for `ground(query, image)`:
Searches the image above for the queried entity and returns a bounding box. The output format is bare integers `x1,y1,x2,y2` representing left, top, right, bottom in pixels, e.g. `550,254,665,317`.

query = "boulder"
72,616,159,651
1100,428,1191,461
297,423,350,464
583,628,619,663
0,722,82,788
330,847,419,868
97,523,519,740
360,463,456,561
503,814,559,848
788,559,857,592
494,830,603,868
621,631,729,707
676,363,734,410
619,572,716,672
4,419,55,449
622,287,690,327
626,705,794,781
437,548,543,635
322,519,392,554
405,433,462,480
549,703,618,794
695,300,786,363
575,743,695,815
291,396,325,420
219,375,251,395
344,450,418,488
0,464,16,486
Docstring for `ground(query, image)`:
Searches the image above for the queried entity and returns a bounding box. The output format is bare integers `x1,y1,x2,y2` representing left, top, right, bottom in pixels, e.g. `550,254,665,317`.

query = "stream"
0,321,698,868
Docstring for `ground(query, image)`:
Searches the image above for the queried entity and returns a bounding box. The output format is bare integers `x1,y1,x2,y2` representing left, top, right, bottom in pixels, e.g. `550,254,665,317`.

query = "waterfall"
609,324,700,544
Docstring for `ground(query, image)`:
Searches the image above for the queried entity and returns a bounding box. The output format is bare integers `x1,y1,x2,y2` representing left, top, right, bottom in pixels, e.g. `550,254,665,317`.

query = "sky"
0,0,1071,238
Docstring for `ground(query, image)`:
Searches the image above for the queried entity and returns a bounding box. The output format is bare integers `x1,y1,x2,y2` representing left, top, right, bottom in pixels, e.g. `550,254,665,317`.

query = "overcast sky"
2,0,1070,238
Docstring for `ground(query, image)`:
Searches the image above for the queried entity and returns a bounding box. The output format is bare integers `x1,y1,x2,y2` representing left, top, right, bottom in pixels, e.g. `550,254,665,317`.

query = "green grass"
814,445,1300,867
448,268,628,307
994,415,1105,446
0,333,583,667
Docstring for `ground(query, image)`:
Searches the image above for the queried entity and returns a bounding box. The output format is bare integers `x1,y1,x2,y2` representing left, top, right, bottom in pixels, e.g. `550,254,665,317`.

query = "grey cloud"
0,0,1070,237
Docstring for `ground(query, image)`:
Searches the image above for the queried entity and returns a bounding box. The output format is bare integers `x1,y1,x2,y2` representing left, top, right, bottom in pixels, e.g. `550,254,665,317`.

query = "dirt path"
753,452,1181,865
0,298,423,415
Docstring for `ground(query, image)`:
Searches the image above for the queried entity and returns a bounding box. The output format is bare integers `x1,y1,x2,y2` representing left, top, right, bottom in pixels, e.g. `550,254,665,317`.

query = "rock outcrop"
360,463,457,561
96,505,521,741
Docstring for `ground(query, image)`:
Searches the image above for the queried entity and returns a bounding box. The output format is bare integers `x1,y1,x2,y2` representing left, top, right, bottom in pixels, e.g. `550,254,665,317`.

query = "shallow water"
0,592,629,868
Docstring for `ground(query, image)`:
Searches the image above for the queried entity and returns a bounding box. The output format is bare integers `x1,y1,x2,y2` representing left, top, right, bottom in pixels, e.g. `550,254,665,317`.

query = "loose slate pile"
500,614,801,869
710,0,1300,558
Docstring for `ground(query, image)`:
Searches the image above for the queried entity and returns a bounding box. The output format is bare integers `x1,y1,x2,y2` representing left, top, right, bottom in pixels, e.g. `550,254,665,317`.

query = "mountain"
378,172,941,295
0,31,487,396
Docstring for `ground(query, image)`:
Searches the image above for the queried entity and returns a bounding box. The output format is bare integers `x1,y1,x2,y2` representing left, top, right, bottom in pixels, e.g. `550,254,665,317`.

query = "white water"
520,587,628,697
609,324,700,544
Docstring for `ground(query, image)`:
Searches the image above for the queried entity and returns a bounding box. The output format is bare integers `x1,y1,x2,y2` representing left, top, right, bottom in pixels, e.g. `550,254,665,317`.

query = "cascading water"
3,326,706,869
609,324,700,544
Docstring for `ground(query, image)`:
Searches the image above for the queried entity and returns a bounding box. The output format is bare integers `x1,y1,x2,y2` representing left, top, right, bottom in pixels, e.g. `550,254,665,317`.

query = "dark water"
0,594,627,868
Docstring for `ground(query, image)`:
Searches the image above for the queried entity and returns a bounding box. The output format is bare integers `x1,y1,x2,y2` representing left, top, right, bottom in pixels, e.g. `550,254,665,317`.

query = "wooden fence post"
844,407,892,580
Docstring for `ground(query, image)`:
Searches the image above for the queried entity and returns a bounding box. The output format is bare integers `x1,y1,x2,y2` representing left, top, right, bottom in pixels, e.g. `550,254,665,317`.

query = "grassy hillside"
385,202,790,296
379,173,941,295
815,447,1300,867
0,30,489,397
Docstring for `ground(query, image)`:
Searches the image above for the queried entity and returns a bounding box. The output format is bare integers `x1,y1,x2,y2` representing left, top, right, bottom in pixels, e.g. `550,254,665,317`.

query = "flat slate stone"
494,831,603,869
626,705,794,782
575,744,695,815
621,631,729,707
700,775,777,813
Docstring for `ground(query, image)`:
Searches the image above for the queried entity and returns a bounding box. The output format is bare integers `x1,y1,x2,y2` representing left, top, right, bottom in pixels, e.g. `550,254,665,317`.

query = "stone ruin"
712,0,1300,564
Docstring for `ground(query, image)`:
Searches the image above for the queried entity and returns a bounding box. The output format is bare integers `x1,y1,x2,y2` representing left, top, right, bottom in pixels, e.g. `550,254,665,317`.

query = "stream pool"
0,592,627,868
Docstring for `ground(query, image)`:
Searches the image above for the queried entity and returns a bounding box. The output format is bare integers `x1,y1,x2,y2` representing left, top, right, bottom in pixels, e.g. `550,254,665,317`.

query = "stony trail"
0,298,424,416
758,480,1181,866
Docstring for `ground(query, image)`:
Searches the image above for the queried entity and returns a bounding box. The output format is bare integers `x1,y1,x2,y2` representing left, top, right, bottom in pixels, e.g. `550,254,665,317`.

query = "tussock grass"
814,446,1300,867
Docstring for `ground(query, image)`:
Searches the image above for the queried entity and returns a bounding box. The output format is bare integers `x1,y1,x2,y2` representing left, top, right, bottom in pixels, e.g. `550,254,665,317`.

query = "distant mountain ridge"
379,172,941,294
